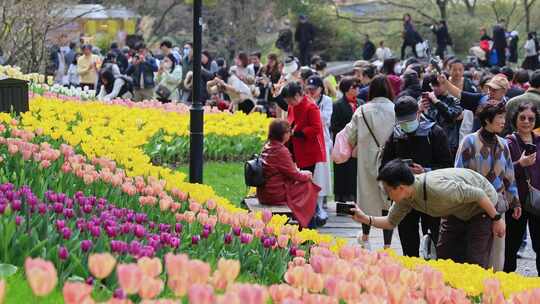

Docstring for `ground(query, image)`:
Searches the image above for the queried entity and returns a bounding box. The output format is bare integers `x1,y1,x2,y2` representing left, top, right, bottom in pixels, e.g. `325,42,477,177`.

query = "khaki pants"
134,88,154,102
489,219,505,271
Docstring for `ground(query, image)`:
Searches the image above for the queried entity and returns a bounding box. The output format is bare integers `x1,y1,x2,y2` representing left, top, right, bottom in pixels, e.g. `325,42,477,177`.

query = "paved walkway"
318,201,538,276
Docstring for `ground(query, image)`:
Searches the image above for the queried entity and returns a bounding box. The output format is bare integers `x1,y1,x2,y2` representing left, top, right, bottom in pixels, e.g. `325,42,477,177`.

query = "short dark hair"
501,66,514,81
512,102,540,129
250,51,261,59
377,159,415,188
70,42,77,49
480,75,493,88
281,81,303,99
530,70,540,88
477,103,506,127
395,96,419,117
268,119,291,141
382,58,398,75
315,60,327,71
448,59,464,69
339,76,357,94
300,67,315,81
160,40,173,49
368,75,394,101
514,69,530,84
361,64,377,80
184,42,193,48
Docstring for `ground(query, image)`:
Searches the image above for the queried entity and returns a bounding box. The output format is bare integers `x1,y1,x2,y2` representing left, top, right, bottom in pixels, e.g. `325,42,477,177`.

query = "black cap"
395,96,419,123
306,75,324,89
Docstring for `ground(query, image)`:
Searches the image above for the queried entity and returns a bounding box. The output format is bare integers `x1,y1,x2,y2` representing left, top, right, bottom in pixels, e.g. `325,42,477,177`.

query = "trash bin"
0,78,29,115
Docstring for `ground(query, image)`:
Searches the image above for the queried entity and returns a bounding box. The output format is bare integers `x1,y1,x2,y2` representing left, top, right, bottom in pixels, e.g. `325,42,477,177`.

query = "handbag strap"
512,133,534,182
423,174,428,212
361,106,380,148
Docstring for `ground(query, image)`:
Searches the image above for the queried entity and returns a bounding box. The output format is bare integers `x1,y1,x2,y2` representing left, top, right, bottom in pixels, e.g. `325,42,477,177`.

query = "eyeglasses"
519,115,536,123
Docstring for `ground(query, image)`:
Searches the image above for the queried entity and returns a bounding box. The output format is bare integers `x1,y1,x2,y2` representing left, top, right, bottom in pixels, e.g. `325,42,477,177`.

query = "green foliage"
177,161,247,206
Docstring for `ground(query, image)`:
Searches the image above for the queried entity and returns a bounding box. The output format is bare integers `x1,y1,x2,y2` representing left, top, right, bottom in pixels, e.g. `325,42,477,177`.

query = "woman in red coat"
281,81,326,171
257,119,320,228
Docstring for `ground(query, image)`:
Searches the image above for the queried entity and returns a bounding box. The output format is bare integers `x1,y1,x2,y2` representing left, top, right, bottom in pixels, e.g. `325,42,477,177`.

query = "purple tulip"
57,193,66,203
89,225,101,238
240,233,253,244
15,216,23,226
120,223,132,234
11,199,22,211
61,227,72,240
289,246,298,256
105,225,118,238
63,208,74,219
6,190,14,201
191,235,200,245
135,213,146,224
0,204,5,215
82,204,93,214
263,238,273,248
85,276,94,286
59,246,69,260
129,240,142,256
113,288,125,299
201,229,210,239
81,240,93,252
224,233,233,245
149,221,156,230
170,237,180,248
53,202,63,214
55,220,66,231
175,223,183,234
37,203,47,215
203,224,212,232
158,223,170,233
134,225,146,238
233,226,241,236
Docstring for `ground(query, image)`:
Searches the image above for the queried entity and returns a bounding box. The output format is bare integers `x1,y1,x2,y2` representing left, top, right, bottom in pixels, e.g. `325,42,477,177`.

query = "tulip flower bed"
22,97,269,167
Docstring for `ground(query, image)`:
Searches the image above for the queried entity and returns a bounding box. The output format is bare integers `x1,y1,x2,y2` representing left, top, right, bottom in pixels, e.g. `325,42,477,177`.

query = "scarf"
346,95,358,112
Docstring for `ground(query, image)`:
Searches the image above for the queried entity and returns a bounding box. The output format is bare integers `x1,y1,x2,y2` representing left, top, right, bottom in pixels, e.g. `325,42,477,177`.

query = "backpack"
244,154,265,187
117,75,134,94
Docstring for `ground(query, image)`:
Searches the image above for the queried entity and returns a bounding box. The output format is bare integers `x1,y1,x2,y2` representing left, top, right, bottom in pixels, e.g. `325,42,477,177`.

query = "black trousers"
435,44,446,59
495,47,506,67
397,209,441,257
401,42,418,60
504,209,540,274
362,210,393,246
299,43,311,67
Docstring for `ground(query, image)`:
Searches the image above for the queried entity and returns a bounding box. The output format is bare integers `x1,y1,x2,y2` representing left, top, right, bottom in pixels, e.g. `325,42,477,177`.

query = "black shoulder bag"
244,154,265,187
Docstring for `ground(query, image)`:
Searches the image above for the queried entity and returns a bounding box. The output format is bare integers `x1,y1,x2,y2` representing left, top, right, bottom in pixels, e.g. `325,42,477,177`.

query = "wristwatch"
491,213,502,221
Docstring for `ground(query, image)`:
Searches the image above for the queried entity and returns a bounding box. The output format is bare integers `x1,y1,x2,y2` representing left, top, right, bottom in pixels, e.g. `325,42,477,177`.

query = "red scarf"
346,95,358,112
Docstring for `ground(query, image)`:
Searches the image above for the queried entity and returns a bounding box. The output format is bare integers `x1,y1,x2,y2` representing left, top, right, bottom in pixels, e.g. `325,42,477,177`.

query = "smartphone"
402,159,414,166
344,204,356,216
421,92,429,99
525,144,537,156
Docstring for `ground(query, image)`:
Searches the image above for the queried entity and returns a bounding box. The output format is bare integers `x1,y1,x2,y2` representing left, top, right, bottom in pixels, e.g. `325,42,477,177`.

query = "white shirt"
376,47,392,61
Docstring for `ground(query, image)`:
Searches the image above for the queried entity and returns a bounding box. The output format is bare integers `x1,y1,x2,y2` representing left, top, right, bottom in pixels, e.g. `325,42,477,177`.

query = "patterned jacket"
455,130,520,208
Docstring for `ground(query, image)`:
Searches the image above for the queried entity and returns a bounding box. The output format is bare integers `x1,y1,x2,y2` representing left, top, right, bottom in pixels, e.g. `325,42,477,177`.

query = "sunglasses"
519,115,536,123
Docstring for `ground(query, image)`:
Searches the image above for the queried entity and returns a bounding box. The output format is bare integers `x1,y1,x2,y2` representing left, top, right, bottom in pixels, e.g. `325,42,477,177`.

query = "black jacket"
276,29,294,52
295,22,315,45
331,97,355,141
492,24,507,49
363,40,376,60
424,95,463,152
432,25,451,47
382,119,453,171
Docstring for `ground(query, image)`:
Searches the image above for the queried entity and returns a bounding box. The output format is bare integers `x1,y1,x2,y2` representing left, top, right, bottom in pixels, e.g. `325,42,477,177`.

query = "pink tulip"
269,284,301,303
165,253,189,278
137,257,162,278
301,294,339,304
338,245,356,261
188,260,211,285
25,257,58,296
0,279,5,304
188,284,215,304
88,253,117,279
63,282,93,304
277,235,289,248
387,283,408,304
138,276,164,300
206,199,217,210
117,264,143,294
189,201,201,213
168,274,190,297
261,209,272,224
362,275,387,298
306,271,324,293
230,284,269,304
381,263,401,285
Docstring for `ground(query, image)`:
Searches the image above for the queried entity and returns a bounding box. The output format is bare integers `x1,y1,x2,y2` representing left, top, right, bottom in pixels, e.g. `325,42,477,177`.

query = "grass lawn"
177,161,247,206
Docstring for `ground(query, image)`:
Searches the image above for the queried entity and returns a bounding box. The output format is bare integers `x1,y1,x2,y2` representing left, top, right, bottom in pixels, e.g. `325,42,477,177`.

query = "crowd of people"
41,14,540,274
252,16,540,276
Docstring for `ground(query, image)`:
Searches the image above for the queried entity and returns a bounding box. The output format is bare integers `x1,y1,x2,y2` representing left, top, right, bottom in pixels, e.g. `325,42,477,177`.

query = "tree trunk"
436,0,448,21
463,0,477,17
523,0,537,33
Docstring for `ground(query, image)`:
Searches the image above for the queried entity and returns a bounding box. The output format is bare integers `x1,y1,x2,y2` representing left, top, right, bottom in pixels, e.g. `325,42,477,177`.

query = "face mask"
400,119,419,133
183,48,191,57
393,64,402,75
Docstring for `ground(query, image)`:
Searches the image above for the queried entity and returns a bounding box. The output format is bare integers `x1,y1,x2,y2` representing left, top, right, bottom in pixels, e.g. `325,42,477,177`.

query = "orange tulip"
138,276,164,300
387,283,408,304
25,257,58,296
168,274,190,297
362,275,387,298
188,260,211,285
117,263,143,295
269,284,301,303
164,253,189,278
88,253,117,279
306,272,324,293
188,284,215,304
138,257,162,278
301,293,339,304
0,279,5,304
63,282,93,304
106,298,133,304
217,258,240,282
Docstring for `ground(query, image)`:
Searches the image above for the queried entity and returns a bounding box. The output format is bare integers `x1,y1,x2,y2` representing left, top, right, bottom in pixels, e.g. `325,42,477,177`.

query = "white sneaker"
357,234,371,250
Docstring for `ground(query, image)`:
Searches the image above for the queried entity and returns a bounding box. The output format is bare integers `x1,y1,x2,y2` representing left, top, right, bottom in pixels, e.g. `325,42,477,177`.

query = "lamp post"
189,0,203,183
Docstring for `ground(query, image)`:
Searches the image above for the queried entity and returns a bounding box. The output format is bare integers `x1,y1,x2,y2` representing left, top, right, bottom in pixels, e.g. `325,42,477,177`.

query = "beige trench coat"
342,97,395,216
